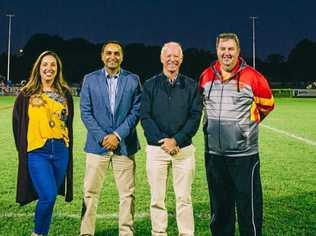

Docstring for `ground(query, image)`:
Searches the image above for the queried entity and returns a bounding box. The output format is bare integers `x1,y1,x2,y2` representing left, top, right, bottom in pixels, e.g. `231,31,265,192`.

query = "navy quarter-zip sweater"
140,73,202,148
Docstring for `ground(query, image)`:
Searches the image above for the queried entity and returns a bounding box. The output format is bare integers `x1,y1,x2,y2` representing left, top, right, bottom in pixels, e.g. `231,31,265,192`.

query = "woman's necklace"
44,91,56,128
44,91,67,128
30,91,62,129
48,111,55,128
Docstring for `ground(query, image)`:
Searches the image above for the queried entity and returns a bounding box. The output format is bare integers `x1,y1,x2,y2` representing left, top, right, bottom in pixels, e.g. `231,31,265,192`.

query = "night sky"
0,0,315,59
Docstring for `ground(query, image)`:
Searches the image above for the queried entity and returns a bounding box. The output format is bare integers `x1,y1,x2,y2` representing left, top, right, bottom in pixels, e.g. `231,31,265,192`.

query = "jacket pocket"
205,119,221,152
205,119,249,153
219,120,247,152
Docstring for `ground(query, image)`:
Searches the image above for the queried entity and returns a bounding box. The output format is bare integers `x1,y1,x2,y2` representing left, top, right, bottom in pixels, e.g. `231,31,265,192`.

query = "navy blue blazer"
80,68,142,156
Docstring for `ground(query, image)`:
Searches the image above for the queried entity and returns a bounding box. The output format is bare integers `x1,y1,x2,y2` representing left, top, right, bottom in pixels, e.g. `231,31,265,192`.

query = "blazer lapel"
114,69,128,116
97,69,112,113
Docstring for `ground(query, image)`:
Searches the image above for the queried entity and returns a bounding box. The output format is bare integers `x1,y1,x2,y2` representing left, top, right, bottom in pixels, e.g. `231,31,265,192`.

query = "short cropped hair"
160,41,183,58
216,33,240,49
101,40,124,54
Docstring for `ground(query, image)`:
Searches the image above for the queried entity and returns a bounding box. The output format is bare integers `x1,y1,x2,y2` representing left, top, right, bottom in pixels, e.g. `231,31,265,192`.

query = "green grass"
0,97,315,235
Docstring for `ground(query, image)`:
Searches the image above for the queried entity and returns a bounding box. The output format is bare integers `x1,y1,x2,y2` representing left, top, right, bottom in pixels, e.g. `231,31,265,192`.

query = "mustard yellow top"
27,92,69,152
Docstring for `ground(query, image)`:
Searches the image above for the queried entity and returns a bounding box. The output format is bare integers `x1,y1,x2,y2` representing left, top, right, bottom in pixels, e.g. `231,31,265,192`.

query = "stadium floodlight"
249,16,258,69
6,13,15,82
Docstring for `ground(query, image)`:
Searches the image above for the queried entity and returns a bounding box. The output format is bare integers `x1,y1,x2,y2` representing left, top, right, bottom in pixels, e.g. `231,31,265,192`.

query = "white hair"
160,42,183,58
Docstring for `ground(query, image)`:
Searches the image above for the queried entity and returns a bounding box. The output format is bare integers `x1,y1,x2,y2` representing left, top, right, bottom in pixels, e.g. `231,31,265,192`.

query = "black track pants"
205,153,263,236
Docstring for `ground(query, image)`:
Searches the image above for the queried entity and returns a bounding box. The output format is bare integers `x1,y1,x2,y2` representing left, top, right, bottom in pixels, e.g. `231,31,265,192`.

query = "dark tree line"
0,34,315,88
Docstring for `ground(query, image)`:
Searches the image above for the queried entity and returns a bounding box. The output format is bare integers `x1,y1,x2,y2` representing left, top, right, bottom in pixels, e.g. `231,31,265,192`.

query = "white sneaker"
31,232,43,236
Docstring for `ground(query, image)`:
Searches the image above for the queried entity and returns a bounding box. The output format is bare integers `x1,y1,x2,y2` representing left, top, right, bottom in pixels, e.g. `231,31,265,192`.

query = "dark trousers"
28,139,69,236
205,153,263,236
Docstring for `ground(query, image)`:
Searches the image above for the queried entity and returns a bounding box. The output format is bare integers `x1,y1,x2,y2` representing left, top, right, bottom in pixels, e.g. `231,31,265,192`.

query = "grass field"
0,96,315,236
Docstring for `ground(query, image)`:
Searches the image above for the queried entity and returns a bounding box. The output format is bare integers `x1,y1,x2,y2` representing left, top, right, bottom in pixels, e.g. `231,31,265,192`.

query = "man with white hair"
140,42,202,236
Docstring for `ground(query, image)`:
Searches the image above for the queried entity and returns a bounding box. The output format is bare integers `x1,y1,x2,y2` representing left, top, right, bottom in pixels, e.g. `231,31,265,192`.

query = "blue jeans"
28,139,69,236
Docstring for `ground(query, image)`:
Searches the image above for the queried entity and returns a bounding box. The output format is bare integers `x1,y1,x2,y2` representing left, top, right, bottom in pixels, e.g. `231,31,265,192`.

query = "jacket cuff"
173,134,184,147
113,131,121,141
98,133,106,146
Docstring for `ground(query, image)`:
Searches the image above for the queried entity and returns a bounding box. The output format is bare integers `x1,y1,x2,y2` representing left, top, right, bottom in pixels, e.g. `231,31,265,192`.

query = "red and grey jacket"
199,58,275,157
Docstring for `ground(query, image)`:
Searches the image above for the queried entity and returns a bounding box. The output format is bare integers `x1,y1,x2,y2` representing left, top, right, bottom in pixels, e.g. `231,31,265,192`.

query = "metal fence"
2,86,316,98
0,86,80,96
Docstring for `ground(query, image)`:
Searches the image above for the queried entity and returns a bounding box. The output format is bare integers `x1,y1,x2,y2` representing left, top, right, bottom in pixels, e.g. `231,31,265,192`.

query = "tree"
3,34,316,88
264,53,287,83
287,39,316,86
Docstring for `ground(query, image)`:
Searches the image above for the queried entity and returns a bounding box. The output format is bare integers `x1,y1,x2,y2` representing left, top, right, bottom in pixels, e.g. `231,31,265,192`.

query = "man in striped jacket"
199,33,274,236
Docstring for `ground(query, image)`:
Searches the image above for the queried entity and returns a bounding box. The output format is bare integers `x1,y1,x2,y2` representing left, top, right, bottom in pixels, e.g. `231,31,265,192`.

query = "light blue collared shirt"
104,69,120,115
104,69,121,141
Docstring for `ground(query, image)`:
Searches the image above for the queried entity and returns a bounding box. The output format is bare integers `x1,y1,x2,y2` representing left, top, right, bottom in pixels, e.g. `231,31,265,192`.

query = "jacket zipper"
218,82,224,151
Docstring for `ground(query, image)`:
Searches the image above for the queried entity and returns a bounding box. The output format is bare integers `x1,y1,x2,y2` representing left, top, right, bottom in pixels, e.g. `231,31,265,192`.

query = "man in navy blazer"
80,41,142,236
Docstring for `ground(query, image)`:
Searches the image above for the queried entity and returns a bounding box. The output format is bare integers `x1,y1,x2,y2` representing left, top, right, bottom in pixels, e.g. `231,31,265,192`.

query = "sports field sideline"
0,97,315,235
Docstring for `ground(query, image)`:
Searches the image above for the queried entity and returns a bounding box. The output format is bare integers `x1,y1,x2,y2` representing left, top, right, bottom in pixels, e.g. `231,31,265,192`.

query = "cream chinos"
146,145,196,236
80,152,135,236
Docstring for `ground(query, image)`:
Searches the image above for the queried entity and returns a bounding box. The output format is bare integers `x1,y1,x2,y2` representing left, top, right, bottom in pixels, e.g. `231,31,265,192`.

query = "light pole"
249,16,258,68
6,14,15,83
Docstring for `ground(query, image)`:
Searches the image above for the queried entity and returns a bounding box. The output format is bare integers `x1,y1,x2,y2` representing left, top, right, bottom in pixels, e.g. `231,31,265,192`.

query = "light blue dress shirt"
104,69,121,141
105,69,120,115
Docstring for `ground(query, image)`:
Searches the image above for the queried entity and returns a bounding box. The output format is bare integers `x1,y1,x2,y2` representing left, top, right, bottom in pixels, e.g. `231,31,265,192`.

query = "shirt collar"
104,68,120,79
162,72,178,85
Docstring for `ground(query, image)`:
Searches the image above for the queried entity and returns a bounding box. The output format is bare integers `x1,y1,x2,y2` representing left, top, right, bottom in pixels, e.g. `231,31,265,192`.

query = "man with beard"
199,33,275,236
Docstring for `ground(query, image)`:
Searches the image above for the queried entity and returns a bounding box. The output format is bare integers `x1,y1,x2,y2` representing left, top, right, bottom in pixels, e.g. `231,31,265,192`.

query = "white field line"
0,211,209,219
0,212,149,219
262,124,316,147
0,105,12,110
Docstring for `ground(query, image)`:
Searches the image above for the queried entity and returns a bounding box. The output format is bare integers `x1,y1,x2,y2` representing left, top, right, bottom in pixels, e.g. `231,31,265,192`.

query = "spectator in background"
306,81,316,89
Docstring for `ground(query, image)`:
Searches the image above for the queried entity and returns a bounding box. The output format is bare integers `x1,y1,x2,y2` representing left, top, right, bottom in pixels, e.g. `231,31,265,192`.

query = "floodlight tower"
249,16,258,68
6,13,15,82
